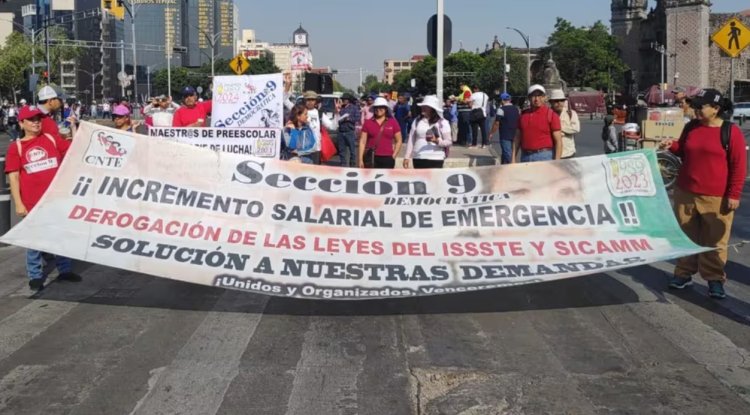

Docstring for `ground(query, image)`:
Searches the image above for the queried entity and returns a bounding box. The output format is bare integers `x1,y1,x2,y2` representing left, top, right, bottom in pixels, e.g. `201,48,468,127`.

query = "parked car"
733,102,750,120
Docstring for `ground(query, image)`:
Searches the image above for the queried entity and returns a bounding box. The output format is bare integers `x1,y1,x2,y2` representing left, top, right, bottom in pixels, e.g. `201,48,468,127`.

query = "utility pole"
166,35,172,99
436,0,444,101
120,39,126,97
730,57,735,103
651,42,666,104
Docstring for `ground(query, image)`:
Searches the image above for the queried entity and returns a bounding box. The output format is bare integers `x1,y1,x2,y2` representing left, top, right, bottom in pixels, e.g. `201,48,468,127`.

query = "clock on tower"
293,24,308,46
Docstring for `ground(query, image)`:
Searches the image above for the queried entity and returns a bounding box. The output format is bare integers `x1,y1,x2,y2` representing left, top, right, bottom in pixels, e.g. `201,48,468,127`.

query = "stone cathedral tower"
611,0,648,77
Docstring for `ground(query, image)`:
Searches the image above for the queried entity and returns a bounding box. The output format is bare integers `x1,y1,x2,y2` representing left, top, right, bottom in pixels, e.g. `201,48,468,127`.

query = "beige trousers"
673,188,735,282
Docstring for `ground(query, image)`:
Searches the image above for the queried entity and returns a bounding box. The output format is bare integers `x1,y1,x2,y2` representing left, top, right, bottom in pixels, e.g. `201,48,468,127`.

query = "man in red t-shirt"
37,85,64,137
5,105,81,290
172,86,212,127
512,84,562,163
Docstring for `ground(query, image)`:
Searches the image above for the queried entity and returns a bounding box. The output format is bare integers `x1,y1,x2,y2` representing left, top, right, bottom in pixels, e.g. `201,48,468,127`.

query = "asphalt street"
0,119,749,414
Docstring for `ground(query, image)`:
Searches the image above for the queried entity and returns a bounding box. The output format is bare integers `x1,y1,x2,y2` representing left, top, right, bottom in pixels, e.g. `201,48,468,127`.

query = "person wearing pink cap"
4,105,80,291
112,104,139,132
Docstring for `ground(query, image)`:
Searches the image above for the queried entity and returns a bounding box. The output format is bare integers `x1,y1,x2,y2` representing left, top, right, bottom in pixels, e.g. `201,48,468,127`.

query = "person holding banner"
282,104,317,164
359,97,402,169
172,87,212,127
4,106,81,291
660,89,747,299
303,91,338,165
403,95,452,169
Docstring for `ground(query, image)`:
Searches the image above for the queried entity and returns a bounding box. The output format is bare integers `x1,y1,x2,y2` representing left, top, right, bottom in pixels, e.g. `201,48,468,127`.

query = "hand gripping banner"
1,122,708,300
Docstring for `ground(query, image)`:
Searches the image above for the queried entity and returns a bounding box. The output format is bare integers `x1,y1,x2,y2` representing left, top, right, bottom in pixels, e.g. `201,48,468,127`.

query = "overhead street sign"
711,17,750,58
229,54,249,75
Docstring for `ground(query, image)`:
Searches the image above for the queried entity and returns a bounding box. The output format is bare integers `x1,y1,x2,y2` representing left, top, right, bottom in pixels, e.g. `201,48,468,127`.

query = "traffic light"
102,0,125,20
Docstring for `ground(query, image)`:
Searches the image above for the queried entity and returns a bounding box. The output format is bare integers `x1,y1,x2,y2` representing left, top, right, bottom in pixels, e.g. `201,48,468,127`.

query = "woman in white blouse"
403,95,453,169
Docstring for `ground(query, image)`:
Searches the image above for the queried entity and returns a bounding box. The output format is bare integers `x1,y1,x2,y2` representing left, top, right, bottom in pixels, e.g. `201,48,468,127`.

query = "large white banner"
148,127,280,157
291,48,312,70
1,122,708,300
211,74,283,129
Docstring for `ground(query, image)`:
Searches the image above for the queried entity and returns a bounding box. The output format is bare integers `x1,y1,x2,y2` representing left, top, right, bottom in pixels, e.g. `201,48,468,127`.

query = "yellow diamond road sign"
229,54,249,75
711,17,750,58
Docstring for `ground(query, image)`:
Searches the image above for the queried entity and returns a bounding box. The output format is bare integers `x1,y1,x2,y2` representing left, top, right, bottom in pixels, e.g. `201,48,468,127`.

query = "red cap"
18,105,43,122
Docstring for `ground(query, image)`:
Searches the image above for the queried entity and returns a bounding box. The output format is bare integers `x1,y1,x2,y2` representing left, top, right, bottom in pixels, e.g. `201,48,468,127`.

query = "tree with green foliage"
152,55,281,97
541,18,626,91
360,74,391,95
0,27,81,102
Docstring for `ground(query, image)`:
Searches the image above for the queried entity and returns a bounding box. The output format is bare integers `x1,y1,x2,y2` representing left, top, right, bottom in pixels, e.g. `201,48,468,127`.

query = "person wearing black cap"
172,86,212,127
660,88,747,299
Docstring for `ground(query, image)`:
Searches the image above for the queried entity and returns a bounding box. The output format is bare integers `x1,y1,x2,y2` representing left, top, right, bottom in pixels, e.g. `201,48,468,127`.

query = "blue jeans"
26,249,72,280
337,130,357,167
520,149,553,162
500,140,513,164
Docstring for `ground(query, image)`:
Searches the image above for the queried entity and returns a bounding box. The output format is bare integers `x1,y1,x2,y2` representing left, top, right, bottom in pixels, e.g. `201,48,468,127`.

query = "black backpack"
679,119,733,157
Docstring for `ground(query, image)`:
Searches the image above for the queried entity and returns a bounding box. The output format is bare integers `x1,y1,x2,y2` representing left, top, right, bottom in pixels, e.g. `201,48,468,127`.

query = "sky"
238,0,749,89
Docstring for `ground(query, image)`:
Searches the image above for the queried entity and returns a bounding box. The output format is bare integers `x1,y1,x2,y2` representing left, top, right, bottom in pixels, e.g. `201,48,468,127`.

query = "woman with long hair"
403,95,452,169
282,104,317,164
358,97,402,169
660,89,747,299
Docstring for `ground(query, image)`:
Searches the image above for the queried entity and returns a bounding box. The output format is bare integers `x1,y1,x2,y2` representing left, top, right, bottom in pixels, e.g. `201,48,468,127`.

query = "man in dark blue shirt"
337,93,361,167
490,93,520,164
394,94,412,139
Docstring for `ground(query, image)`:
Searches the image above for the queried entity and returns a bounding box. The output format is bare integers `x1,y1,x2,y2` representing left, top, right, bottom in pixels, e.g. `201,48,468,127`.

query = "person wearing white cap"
512,84,562,163
403,95,452,169
36,85,63,137
359,97,402,169
548,89,580,159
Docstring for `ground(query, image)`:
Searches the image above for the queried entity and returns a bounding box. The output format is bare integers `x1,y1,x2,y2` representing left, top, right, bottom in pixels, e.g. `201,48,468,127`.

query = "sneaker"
707,281,727,299
480,145,486,149
29,279,44,291
668,275,693,289
57,272,82,282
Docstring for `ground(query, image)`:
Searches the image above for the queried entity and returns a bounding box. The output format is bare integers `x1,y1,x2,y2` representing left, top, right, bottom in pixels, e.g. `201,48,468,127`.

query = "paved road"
0,120,750,414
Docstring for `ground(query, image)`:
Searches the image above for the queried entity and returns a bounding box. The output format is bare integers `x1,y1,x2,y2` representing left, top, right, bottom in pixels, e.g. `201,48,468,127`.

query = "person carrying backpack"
659,89,747,299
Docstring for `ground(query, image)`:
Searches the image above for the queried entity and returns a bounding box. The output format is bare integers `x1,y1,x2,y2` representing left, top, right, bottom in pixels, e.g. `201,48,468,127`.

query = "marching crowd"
2,78,749,300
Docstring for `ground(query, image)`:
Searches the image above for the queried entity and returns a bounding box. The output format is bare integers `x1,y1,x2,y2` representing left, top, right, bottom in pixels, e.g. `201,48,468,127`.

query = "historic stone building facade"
611,0,749,99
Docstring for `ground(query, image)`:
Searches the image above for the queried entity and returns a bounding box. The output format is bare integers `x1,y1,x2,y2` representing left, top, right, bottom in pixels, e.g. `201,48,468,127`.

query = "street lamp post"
189,25,222,79
507,27,531,90
78,69,102,103
651,42,666,104
121,1,139,103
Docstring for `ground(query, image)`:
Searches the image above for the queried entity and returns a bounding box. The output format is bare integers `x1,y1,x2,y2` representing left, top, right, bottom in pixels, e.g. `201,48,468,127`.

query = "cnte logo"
83,131,134,169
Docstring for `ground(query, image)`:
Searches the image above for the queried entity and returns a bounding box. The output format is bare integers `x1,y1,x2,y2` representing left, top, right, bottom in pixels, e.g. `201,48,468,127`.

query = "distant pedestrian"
337,93,361,167
469,86,489,148
393,94,412,139
660,89,747,299
489,93,520,164
549,89,581,159
359,97,402,169
5,105,81,291
6,104,18,141
90,101,98,119
403,95,452,169
102,101,111,119
512,84,562,163
602,115,617,154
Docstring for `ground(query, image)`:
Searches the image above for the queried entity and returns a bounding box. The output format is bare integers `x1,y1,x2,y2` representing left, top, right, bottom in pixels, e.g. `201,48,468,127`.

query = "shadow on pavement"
33,267,641,316
618,263,750,328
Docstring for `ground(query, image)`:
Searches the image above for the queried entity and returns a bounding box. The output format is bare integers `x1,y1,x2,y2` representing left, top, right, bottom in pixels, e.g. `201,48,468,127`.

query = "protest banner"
0,122,708,300
148,127,280,157
211,73,283,129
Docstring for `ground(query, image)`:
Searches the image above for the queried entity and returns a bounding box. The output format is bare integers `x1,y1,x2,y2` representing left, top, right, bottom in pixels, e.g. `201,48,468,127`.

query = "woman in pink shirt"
358,97,402,169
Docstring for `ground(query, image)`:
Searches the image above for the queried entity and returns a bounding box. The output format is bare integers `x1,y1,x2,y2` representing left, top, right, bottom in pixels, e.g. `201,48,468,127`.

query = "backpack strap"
720,120,732,152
